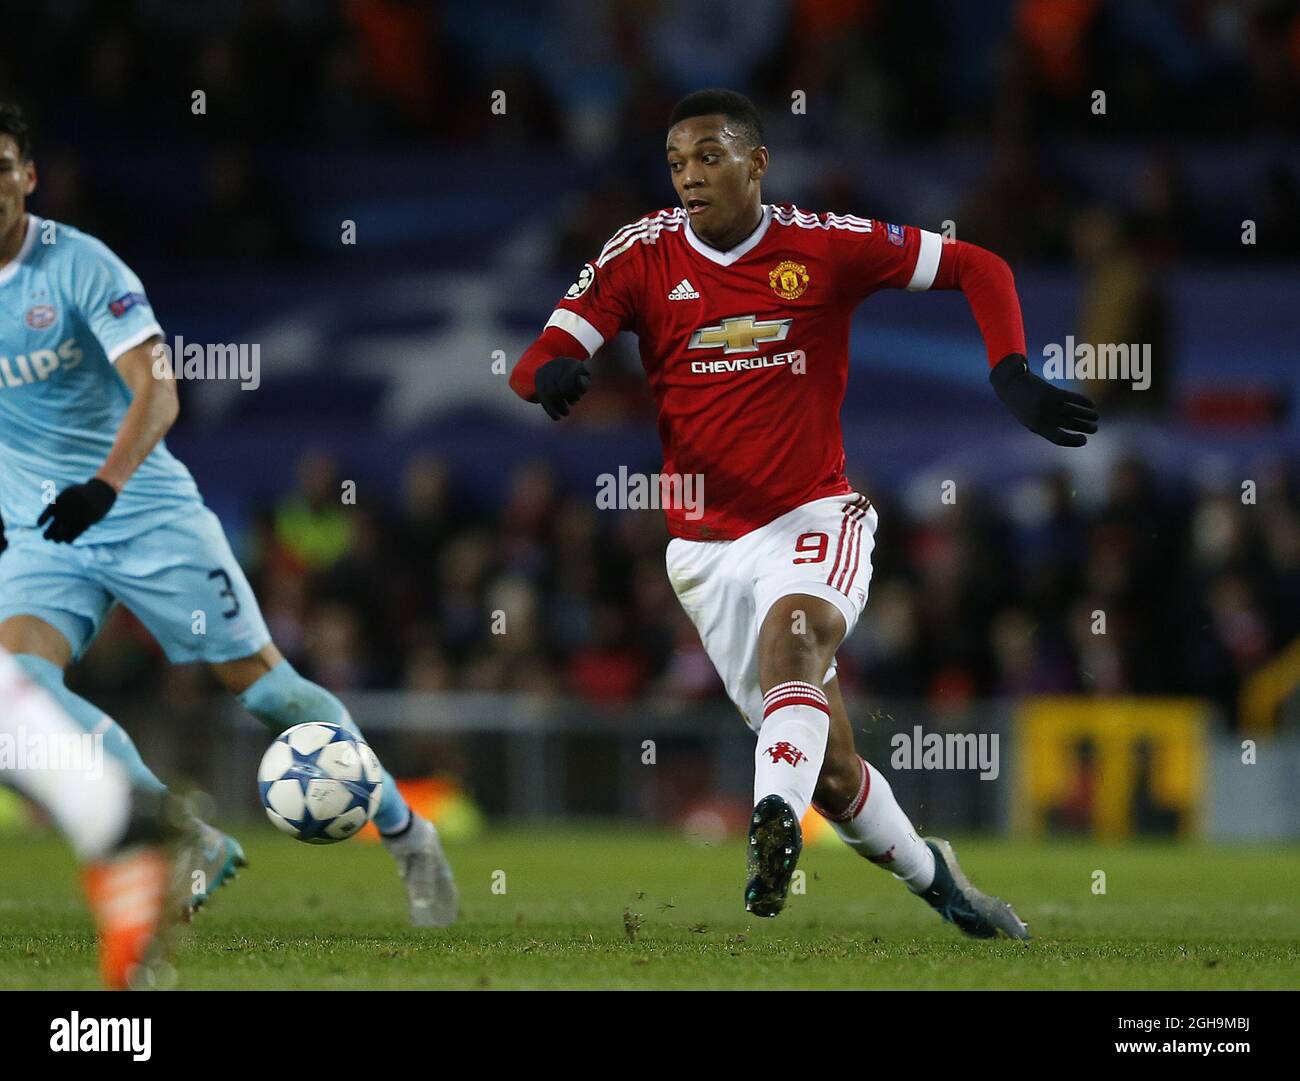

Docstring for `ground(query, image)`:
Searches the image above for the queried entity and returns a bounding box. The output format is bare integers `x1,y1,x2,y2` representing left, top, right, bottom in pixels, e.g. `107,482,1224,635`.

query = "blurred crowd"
3,0,1299,266
7,1,1300,730
76,449,1300,730
8,0,1299,142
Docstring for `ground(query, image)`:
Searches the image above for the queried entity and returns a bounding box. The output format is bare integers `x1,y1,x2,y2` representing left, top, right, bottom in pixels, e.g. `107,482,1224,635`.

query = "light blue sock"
237,659,411,835
14,653,168,794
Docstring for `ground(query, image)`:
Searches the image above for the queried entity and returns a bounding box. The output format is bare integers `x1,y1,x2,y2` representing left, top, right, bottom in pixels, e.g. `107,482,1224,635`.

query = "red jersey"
521,203,971,540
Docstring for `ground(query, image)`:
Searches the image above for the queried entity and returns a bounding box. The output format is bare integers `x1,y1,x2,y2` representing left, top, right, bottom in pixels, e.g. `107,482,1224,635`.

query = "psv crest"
25,304,56,329
768,260,809,300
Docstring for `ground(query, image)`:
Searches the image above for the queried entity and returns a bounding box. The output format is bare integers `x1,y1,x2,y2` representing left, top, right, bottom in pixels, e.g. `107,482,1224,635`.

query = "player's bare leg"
814,672,1029,939
212,643,459,927
811,675,939,889
0,613,72,664
751,599,1028,936
0,614,244,919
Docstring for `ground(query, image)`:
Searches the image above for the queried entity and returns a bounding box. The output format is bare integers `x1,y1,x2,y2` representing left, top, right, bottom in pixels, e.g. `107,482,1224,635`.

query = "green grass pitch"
2,827,1298,990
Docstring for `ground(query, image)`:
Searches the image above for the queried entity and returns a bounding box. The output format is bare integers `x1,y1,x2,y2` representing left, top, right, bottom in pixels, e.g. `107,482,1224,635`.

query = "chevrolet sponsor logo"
690,349,804,375
687,314,792,354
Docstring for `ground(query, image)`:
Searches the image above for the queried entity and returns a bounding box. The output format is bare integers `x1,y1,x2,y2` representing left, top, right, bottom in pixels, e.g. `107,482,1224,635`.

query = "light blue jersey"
0,215,268,663
0,214,201,544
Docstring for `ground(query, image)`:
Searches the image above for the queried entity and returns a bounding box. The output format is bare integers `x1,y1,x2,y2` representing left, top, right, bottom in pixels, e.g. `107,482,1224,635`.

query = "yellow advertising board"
1014,698,1207,840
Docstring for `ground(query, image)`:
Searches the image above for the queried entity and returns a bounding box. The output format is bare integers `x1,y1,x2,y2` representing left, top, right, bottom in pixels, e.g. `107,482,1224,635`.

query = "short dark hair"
668,89,763,148
0,103,31,159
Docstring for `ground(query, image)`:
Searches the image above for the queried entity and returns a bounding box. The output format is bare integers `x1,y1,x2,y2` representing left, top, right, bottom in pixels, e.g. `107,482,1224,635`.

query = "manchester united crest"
768,260,809,300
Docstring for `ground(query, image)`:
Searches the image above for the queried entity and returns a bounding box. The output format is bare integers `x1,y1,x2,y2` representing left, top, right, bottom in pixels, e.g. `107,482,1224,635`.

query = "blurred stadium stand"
4,0,1300,837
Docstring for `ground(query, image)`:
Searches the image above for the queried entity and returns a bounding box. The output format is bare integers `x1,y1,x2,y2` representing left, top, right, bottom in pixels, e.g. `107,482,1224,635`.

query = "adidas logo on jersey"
668,278,700,300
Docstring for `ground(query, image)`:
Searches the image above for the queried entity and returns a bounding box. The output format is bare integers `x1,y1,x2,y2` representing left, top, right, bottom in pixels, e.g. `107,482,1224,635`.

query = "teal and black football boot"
919,838,1030,940
182,822,247,919
744,794,803,917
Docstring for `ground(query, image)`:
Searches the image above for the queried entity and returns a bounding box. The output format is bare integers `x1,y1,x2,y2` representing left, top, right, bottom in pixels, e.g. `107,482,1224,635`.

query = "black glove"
534,356,591,420
37,478,117,542
0,512,5,555
990,353,1099,447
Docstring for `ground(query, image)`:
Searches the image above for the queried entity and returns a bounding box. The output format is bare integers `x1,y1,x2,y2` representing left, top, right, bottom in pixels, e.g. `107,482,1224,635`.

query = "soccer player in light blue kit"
0,104,457,927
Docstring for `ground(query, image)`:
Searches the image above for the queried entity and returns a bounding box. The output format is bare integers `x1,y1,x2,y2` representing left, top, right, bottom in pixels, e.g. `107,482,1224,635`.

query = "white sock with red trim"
816,756,935,891
753,681,831,819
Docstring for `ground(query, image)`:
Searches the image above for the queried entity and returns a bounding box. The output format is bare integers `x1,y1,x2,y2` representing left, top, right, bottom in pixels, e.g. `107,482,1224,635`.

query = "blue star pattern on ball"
257,722,384,844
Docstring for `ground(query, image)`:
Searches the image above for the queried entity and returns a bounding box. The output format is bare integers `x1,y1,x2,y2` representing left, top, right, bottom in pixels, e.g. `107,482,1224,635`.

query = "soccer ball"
257,722,384,844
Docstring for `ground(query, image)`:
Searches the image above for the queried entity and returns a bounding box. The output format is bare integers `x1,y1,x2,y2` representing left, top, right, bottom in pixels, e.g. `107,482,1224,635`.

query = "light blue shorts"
0,507,271,664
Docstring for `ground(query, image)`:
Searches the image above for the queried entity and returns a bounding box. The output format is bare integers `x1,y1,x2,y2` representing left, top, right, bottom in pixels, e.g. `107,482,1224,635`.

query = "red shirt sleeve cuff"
508,325,587,401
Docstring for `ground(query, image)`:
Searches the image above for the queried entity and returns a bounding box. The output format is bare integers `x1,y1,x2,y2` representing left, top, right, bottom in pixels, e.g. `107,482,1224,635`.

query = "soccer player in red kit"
510,89,1096,936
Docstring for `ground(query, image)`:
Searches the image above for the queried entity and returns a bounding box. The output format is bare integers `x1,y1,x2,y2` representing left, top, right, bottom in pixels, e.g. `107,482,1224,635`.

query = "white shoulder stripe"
772,206,872,233
599,215,659,259
597,227,656,267
907,229,943,291
545,308,605,355
598,209,685,262
601,207,681,248
596,236,638,268
596,215,684,268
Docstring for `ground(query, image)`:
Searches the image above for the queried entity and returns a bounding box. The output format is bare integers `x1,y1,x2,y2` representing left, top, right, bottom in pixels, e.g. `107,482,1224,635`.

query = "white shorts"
666,492,878,732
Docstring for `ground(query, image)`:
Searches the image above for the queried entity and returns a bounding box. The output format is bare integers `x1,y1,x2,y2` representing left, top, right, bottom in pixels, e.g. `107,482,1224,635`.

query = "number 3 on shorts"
792,531,829,565
208,568,241,619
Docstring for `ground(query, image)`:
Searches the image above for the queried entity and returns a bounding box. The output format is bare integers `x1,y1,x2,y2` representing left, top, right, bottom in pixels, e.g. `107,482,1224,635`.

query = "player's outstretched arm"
932,239,1098,447
38,336,178,542
511,227,641,420
509,325,591,421
988,352,1098,448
